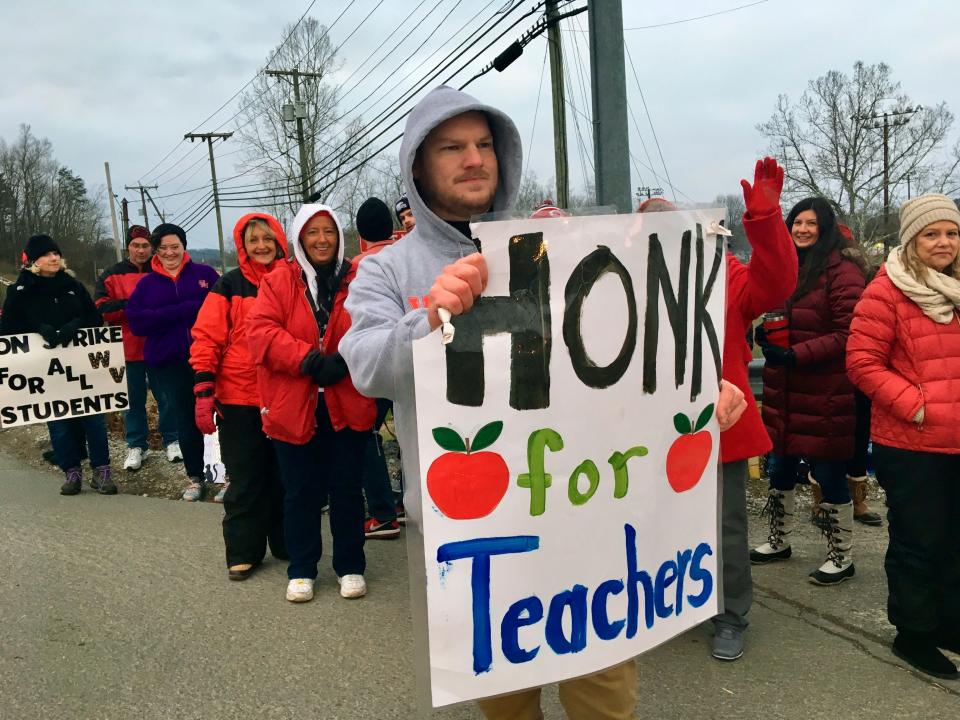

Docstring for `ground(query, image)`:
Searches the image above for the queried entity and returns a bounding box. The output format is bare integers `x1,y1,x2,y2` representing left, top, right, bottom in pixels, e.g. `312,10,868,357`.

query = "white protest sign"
0,326,129,428
411,210,727,707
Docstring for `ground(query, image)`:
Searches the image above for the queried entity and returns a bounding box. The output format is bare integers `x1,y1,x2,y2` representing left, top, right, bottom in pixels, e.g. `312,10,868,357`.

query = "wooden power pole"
124,183,158,231
266,68,325,202
546,1,569,209
103,162,123,261
587,0,631,213
184,131,232,273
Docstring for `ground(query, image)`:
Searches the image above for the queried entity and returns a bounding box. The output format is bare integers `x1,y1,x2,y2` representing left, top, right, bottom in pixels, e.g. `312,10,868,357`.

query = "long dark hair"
786,197,846,299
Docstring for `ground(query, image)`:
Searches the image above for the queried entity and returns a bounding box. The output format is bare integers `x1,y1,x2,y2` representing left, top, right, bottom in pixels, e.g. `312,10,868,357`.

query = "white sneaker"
286,578,314,603
165,442,183,463
338,574,367,599
123,447,148,471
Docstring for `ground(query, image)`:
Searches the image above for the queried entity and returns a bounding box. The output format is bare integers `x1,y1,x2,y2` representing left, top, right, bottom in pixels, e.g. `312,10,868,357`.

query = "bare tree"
759,61,956,246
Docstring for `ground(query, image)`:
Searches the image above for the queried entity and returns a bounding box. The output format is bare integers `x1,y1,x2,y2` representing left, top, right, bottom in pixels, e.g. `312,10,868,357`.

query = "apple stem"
465,437,472,454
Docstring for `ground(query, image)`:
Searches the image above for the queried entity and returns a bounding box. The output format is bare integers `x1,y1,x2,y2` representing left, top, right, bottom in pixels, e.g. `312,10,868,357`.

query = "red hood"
232,212,289,286
151,251,191,280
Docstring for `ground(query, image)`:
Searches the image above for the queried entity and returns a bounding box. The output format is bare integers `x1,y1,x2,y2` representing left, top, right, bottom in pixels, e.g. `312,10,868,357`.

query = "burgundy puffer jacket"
847,266,960,454
761,249,865,459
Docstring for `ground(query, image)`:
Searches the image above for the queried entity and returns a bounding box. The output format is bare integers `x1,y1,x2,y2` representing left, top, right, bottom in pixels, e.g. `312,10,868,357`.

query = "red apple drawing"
665,404,714,493
427,421,509,519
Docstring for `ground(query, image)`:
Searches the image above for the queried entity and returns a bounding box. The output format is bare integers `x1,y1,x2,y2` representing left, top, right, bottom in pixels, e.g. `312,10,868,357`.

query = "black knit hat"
25,234,61,264
356,198,394,243
150,222,187,249
395,195,411,223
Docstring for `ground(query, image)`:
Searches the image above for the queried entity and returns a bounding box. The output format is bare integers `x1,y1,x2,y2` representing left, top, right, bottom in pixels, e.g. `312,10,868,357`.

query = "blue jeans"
149,362,204,479
768,453,851,504
362,399,396,523
48,416,109,471
124,361,177,450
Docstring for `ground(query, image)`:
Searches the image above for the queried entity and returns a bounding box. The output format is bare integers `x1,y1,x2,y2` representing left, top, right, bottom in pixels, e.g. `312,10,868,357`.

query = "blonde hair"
28,257,74,277
243,217,275,243
901,233,960,282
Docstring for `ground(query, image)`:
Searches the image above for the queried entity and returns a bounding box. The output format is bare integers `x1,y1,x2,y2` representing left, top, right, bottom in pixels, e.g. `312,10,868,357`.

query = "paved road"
0,450,957,719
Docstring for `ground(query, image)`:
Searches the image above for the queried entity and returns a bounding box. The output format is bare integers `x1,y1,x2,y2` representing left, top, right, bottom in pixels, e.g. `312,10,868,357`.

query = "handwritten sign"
0,326,129,428
410,210,727,707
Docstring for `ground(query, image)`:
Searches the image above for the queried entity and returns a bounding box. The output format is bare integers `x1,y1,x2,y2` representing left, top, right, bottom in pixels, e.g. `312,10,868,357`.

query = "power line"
524,42,550,180
623,0,769,30
623,40,674,200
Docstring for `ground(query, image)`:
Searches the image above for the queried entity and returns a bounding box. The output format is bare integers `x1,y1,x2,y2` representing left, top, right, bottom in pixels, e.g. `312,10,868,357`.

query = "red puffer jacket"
720,208,797,463
847,266,960,454
245,257,376,444
761,249,865,459
190,213,289,407
94,259,149,362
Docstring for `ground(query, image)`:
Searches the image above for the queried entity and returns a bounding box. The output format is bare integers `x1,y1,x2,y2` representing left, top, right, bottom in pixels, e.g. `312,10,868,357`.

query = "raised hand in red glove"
194,380,217,435
740,156,784,218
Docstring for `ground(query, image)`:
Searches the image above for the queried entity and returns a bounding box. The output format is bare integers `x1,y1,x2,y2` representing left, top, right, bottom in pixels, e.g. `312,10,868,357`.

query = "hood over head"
398,85,522,253
287,203,346,303
232,212,289,286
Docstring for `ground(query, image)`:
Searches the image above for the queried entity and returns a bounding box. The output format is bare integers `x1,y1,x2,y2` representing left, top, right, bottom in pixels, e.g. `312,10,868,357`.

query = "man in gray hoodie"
341,85,637,719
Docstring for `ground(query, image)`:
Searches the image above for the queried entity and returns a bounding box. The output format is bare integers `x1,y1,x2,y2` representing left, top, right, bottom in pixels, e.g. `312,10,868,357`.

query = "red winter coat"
847,266,960,454
720,208,798,463
190,213,289,407
94,259,149,362
761,249,865,459
245,257,376,444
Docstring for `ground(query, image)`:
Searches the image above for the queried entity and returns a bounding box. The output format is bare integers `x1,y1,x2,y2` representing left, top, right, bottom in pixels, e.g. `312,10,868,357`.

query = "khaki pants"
476,660,637,720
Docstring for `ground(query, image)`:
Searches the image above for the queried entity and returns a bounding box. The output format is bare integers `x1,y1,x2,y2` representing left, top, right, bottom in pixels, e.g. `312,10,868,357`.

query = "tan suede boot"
847,475,882,526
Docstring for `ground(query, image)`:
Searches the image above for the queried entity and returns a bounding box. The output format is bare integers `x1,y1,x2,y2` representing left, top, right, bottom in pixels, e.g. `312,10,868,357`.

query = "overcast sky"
2,0,958,248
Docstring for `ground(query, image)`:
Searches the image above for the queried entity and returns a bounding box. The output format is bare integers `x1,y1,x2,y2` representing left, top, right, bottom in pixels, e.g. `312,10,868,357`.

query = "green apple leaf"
432,427,466,452
694,403,715,432
673,413,692,435
471,421,504,452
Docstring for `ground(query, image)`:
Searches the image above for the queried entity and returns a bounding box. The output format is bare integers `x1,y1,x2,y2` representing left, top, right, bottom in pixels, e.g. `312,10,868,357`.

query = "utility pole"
184,131,232,273
103,162,123,261
545,1,569,209
587,0,631,213
266,69,325,202
143,188,166,224
124,183,158,231
861,105,920,252
635,185,664,202
120,198,130,238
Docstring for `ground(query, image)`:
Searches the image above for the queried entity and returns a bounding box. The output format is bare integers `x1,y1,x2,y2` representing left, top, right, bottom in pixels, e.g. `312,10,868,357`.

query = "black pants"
151,362,204,479
218,404,286,567
873,444,960,634
847,390,872,477
272,395,367,580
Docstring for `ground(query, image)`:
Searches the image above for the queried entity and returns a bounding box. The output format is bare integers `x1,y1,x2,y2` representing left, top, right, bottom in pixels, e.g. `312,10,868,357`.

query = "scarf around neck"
885,246,960,324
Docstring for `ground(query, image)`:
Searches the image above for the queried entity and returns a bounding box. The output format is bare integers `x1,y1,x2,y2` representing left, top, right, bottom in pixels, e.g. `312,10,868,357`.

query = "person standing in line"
190,213,289,580
354,197,403,540
246,203,375,603
1,234,114,495
847,194,960,680
95,225,179,471
395,195,415,232
750,198,866,585
126,223,219,501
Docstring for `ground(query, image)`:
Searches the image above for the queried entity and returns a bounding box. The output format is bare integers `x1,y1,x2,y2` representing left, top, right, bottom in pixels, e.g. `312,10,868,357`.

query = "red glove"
740,156,784,218
194,381,217,435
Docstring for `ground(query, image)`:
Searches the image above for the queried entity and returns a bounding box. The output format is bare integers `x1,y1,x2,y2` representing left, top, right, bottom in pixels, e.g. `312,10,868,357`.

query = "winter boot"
750,489,794,564
91,465,117,495
893,631,959,680
808,501,856,585
847,475,882,526
60,467,82,496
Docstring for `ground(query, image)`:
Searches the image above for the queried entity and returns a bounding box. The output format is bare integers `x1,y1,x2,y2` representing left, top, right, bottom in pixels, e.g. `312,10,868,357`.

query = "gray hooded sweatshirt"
340,86,522,421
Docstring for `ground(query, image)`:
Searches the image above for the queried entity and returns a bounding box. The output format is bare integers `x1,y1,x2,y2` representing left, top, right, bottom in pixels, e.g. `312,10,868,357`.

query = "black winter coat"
0,269,102,336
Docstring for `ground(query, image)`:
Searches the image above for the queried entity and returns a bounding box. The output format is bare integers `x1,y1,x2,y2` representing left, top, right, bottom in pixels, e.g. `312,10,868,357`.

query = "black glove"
760,342,796,367
38,323,60,348
300,350,349,387
57,319,81,347
754,324,768,346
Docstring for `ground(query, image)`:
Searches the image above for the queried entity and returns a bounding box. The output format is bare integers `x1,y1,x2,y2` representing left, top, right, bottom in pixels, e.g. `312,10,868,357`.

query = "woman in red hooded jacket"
190,213,289,581
246,203,376,603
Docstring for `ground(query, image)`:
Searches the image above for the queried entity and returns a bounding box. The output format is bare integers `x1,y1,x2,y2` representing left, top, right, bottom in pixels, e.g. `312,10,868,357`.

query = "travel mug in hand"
762,312,789,348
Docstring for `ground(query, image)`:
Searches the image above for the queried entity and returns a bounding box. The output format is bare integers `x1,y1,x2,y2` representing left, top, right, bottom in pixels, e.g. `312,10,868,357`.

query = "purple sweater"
127,258,220,367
